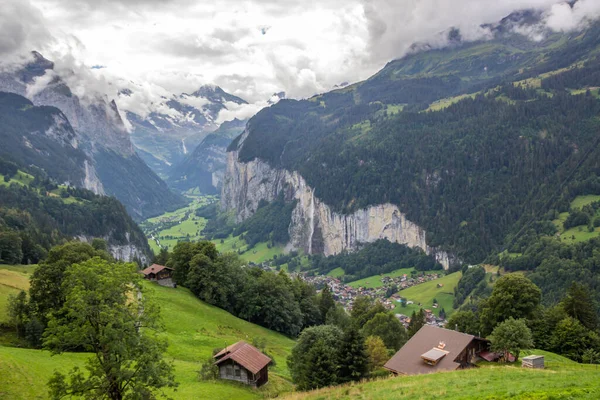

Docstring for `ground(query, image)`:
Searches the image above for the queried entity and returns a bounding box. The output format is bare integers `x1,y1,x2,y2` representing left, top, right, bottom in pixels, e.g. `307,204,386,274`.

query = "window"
235,368,241,377
226,367,233,376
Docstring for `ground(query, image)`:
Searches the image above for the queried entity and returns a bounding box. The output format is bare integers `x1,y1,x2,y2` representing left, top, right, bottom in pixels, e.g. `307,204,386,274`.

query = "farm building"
213,341,271,387
140,264,173,281
384,325,489,375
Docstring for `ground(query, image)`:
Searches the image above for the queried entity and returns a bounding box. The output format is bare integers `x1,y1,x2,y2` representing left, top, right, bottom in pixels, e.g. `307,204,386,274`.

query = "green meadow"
551,195,600,244
0,265,296,399
393,272,462,317
283,350,600,400
346,268,415,289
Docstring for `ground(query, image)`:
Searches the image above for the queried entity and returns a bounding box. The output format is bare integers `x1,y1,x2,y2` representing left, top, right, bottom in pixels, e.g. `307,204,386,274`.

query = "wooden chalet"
140,264,173,281
384,325,489,376
213,341,271,387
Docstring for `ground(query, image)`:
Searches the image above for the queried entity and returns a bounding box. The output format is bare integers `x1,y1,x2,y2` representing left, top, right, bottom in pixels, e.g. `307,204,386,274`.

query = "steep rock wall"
222,143,453,269
76,234,149,265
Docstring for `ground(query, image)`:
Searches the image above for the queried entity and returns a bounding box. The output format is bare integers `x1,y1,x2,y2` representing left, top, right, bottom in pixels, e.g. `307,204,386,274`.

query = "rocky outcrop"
76,234,149,265
222,132,454,269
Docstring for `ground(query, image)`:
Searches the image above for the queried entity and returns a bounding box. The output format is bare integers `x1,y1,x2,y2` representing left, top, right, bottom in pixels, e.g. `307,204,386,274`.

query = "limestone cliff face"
76,234,149,265
222,134,453,269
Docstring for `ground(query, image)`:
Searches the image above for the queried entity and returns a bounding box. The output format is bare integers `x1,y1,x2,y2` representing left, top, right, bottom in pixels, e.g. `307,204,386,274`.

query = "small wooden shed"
213,341,271,387
522,355,544,369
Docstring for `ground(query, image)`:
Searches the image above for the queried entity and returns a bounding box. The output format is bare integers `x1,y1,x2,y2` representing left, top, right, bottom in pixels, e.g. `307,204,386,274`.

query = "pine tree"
560,283,599,331
303,339,339,390
407,309,426,338
319,285,335,322
338,325,369,383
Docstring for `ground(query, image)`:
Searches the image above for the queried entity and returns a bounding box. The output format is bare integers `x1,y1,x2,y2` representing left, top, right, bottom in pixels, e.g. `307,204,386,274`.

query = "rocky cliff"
222,131,453,269
77,234,149,265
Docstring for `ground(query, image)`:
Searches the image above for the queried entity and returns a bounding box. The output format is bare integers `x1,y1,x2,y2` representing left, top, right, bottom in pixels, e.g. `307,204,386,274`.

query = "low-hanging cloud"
2,0,600,130
0,0,54,65
544,0,600,31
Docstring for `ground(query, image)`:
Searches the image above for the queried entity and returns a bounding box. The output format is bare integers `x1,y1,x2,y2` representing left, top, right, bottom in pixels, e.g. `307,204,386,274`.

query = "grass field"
0,265,296,399
551,195,600,244
571,195,600,210
0,171,34,187
213,234,286,264
393,272,461,317
426,92,478,112
347,268,415,289
143,196,217,253
327,268,345,278
0,266,32,323
283,350,600,400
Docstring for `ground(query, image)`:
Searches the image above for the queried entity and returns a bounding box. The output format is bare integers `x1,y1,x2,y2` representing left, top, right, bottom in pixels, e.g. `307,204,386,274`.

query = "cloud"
216,101,272,124
543,0,600,31
0,0,54,63
2,0,599,134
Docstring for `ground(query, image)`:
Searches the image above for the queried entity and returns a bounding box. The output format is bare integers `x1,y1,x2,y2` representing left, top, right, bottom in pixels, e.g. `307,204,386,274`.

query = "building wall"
218,360,250,385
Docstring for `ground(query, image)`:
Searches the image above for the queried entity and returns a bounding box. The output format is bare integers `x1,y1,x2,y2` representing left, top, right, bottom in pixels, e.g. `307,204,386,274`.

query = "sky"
1,0,600,123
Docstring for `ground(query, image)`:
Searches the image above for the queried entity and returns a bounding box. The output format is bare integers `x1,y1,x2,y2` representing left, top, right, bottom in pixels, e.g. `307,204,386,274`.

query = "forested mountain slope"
224,19,600,263
0,92,87,187
0,160,151,263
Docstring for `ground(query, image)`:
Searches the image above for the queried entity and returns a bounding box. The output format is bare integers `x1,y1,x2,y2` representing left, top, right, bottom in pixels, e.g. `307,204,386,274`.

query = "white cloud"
544,0,600,32
216,101,270,124
2,0,600,127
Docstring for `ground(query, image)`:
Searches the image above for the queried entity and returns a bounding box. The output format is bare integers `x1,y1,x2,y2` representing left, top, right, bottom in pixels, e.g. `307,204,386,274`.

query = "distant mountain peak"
191,85,248,105
21,51,54,83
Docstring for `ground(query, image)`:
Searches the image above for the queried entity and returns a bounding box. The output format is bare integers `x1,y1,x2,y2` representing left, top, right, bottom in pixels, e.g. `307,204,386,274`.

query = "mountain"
221,18,600,267
0,92,89,188
169,118,246,194
0,158,151,263
121,85,248,178
0,52,186,220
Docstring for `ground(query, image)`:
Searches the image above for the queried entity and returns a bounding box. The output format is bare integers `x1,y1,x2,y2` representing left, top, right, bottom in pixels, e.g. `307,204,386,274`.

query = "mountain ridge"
0,52,186,220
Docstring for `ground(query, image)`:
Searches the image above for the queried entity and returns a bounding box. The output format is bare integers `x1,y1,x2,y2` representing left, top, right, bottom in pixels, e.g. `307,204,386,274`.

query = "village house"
213,341,271,387
384,325,489,375
140,264,175,287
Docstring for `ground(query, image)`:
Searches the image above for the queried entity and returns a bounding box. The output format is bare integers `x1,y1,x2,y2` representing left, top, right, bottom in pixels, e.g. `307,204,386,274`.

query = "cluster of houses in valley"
299,271,448,326
395,309,448,329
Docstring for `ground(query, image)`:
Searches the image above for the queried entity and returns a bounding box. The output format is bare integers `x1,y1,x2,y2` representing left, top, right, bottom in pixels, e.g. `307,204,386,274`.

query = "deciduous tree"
365,335,388,371
489,317,533,362
44,258,177,400
480,274,541,335
361,312,407,351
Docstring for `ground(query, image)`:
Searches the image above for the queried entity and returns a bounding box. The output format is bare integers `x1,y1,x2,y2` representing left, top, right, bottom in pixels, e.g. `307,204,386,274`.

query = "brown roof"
384,325,487,375
213,341,271,375
140,264,172,276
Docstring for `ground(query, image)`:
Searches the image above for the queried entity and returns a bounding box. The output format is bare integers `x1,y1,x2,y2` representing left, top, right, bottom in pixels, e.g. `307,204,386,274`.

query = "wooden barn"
384,325,489,375
213,341,271,387
140,264,173,281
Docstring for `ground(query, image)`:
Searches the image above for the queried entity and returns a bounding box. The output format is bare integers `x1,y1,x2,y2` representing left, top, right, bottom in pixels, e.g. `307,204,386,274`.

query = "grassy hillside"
0,265,296,399
393,272,461,317
552,195,600,244
283,350,599,400
142,195,287,263
142,195,216,253
213,234,285,264
347,268,417,289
